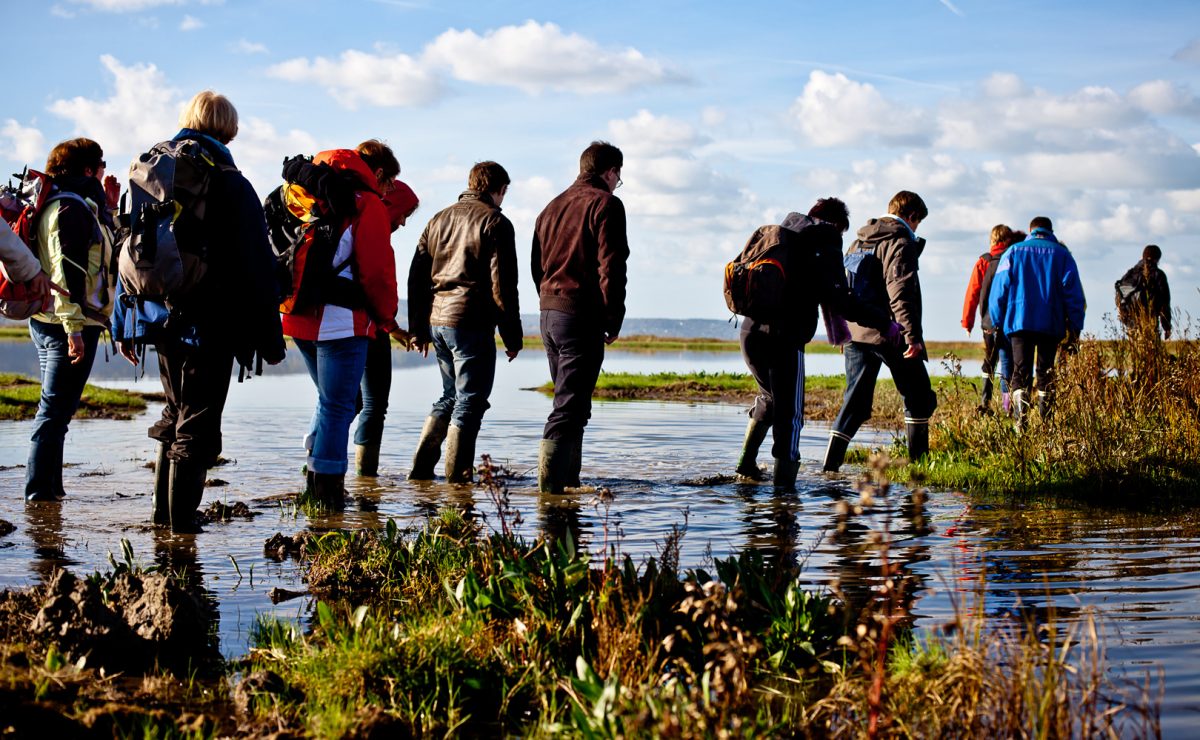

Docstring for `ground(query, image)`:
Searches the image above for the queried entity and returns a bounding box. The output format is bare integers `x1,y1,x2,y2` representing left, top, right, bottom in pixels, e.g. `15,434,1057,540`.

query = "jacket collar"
458,190,500,209
1029,227,1058,243
175,128,235,167
574,173,611,192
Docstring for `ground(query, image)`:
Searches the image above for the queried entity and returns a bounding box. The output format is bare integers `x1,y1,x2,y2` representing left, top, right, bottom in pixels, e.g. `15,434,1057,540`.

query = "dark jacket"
408,190,522,352
171,130,285,367
846,216,926,350
743,213,890,347
33,174,113,333
1116,259,1171,335
531,174,629,338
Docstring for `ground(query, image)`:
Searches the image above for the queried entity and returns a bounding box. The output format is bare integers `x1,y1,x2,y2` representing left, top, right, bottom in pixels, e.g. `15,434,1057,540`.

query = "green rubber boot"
408,416,450,480
734,419,769,481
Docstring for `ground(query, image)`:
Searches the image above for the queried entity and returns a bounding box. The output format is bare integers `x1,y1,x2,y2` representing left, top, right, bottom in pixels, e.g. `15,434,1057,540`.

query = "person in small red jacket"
282,146,410,509
961,224,1016,411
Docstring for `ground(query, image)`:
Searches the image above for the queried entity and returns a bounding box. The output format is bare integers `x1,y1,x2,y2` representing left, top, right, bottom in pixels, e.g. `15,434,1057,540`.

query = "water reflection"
25,501,74,583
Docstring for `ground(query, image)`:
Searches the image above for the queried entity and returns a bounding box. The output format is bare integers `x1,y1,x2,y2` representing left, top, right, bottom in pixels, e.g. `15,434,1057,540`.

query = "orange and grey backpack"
723,224,797,323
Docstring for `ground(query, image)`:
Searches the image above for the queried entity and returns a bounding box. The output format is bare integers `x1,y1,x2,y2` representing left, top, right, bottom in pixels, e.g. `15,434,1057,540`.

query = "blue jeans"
429,325,497,432
26,321,103,500
832,341,937,440
981,330,1012,394
353,332,393,446
295,336,369,475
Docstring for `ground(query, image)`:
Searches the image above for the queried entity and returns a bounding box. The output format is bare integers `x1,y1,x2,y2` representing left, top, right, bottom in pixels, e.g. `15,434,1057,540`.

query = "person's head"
1011,230,1027,244
1143,244,1162,263
990,224,1014,247
808,197,850,233
382,179,419,231
356,139,401,194
44,138,105,180
468,161,510,203
179,90,239,144
1029,216,1053,232
579,141,623,191
887,190,928,230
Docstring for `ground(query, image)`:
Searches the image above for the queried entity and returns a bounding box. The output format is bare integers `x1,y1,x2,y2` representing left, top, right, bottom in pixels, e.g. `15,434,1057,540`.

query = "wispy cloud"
1174,39,1200,64
779,59,959,93
68,0,183,10
232,39,268,54
939,0,965,17
179,14,203,30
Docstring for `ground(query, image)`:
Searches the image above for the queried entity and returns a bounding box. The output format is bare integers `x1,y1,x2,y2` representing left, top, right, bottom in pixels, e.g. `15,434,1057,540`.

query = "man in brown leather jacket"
531,141,629,493
407,161,522,483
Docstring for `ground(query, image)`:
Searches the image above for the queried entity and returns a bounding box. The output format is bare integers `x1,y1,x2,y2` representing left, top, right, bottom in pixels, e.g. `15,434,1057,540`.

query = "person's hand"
103,175,120,211
505,349,519,362
903,341,924,360
604,332,619,345
26,271,66,309
389,327,414,350
118,339,139,366
965,327,972,337
68,332,85,364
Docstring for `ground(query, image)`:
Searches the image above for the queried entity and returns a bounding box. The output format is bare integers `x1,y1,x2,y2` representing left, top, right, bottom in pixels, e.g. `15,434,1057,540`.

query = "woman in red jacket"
282,147,408,509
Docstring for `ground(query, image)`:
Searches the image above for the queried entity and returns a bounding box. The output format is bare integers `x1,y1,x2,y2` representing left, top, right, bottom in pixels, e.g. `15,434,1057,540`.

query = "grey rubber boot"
1011,389,1029,427
444,425,478,484
312,473,346,512
168,458,208,533
822,433,851,473
906,421,930,462
355,443,381,477
538,438,572,494
734,419,770,481
408,415,450,480
773,457,800,489
152,442,171,526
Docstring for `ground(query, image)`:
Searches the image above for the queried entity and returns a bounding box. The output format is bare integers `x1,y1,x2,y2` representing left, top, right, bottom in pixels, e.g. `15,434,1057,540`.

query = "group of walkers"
0,89,1176,530
1,90,628,532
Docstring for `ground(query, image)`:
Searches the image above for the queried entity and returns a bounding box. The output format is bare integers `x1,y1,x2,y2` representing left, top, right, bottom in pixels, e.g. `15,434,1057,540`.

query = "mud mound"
27,568,213,675
0,520,14,538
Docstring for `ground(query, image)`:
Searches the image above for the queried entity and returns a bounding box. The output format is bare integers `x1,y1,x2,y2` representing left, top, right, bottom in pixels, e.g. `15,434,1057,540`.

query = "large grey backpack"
117,139,230,305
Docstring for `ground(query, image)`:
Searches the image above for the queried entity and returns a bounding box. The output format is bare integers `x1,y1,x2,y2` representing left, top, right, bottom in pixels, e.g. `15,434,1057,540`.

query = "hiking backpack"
1114,271,1145,319
264,155,366,315
843,241,885,307
0,168,94,319
723,224,796,323
117,139,230,305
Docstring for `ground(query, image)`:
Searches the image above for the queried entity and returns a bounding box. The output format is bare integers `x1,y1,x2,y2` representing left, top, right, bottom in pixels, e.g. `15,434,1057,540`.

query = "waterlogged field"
0,344,1193,734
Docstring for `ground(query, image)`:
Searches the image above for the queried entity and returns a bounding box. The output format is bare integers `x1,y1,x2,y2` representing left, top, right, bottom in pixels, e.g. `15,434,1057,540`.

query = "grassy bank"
534,371,955,428
0,373,149,421
511,333,986,358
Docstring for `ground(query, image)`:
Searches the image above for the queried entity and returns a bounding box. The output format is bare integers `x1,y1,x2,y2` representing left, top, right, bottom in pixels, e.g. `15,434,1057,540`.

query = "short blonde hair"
178,90,238,143
990,224,1014,247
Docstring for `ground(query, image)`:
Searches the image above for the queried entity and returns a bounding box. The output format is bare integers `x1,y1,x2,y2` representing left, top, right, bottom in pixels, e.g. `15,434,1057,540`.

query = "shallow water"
0,346,1196,734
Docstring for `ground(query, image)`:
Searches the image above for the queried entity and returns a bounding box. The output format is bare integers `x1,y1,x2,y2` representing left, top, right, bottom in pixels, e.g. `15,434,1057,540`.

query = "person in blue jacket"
987,216,1086,422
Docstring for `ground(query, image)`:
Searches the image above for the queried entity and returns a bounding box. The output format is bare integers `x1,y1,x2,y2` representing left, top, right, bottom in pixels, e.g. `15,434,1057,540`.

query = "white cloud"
789,71,933,148
608,110,706,157
1128,80,1200,117
179,14,203,30
423,20,683,95
50,5,76,18
0,120,46,164
48,55,181,158
232,39,268,54
268,48,442,108
69,0,183,10
269,21,681,108
230,118,321,197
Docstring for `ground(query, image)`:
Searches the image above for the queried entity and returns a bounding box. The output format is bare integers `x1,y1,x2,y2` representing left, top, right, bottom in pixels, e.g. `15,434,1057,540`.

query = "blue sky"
6,0,1200,339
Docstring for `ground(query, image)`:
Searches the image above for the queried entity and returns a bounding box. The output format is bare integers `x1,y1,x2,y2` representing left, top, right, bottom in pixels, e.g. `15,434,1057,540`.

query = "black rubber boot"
152,442,171,526
1037,390,1052,420
822,433,851,472
980,377,995,410
734,419,769,481
408,415,450,480
355,443,380,477
168,458,208,533
538,438,571,494
565,433,583,488
312,473,346,512
906,420,930,462
773,457,800,490
444,424,478,484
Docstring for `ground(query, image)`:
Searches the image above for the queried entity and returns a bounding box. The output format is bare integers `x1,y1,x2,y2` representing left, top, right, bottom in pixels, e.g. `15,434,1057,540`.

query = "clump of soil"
201,500,257,523
0,520,14,538
27,568,215,675
263,531,314,562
